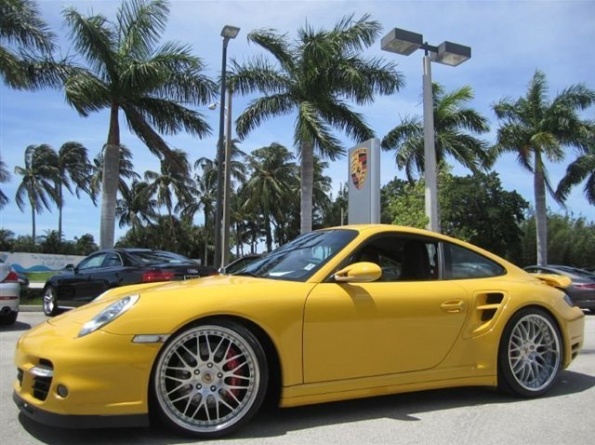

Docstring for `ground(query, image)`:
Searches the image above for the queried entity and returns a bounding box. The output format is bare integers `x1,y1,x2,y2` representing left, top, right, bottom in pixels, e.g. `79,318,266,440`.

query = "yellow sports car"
13,225,585,438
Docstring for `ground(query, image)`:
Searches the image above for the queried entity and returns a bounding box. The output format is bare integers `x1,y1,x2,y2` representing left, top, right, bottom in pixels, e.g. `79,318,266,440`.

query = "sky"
1,0,595,245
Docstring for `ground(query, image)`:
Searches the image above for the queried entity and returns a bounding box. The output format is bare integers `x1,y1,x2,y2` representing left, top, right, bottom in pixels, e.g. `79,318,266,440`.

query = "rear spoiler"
529,273,572,289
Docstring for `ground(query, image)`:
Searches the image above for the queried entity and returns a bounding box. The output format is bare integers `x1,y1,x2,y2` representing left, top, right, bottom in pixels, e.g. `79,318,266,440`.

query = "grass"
25,271,58,282
21,288,43,305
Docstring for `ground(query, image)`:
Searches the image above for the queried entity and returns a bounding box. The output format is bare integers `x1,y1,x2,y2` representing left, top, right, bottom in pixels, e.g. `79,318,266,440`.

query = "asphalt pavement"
1,311,594,445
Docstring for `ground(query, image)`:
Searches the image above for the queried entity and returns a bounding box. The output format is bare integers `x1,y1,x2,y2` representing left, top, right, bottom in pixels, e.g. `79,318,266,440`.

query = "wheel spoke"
507,313,561,392
155,324,262,435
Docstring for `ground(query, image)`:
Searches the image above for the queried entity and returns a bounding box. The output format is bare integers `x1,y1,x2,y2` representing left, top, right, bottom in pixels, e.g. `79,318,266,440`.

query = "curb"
20,305,42,312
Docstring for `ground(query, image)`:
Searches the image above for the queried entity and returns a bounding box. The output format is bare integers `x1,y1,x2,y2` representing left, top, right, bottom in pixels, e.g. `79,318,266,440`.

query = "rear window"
131,251,192,265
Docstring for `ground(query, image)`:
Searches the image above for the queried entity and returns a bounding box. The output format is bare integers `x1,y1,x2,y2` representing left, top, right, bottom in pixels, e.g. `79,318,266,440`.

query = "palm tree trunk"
100,104,121,249
264,210,272,252
30,204,36,242
57,183,63,241
534,154,548,265
300,142,314,233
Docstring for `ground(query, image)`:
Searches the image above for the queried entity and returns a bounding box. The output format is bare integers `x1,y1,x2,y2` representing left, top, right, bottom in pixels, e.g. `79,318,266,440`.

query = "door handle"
440,300,465,313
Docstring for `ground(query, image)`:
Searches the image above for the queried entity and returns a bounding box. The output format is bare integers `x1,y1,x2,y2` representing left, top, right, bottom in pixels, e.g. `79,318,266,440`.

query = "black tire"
42,286,59,316
0,311,17,325
150,320,268,438
498,307,563,397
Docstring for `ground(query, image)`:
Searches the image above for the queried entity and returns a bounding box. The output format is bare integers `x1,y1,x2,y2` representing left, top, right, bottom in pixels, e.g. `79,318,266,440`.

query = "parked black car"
42,248,218,316
219,254,263,275
524,264,595,311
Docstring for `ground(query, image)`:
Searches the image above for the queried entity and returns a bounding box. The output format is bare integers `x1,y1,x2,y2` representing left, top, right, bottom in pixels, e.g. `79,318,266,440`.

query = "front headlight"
78,294,139,337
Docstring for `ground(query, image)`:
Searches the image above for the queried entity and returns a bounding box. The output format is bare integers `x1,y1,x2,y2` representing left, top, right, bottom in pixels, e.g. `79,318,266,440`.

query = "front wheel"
42,286,58,316
151,320,268,438
498,308,563,397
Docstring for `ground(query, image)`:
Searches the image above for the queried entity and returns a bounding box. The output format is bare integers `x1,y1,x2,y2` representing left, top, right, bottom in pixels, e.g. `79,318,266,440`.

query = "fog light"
56,384,69,398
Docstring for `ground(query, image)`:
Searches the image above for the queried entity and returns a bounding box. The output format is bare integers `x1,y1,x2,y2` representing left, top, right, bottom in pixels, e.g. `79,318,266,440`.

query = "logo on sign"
350,148,368,190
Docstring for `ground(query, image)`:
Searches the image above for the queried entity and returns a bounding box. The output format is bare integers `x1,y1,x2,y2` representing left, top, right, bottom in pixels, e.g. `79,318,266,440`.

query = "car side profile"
42,248,218,316
14,225,585,438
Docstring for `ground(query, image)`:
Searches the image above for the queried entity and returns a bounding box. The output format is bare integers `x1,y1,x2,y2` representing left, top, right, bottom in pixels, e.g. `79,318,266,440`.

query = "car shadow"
17,369,595,445
0,320,32,332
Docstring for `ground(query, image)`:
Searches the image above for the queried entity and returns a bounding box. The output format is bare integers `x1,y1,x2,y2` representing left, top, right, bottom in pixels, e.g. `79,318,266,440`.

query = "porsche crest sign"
347,138,380,224
350,148,368,190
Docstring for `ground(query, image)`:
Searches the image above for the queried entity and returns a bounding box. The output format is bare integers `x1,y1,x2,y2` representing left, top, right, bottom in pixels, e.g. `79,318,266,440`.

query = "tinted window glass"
78,253,107,270
445,243,505,279
353,236,437,281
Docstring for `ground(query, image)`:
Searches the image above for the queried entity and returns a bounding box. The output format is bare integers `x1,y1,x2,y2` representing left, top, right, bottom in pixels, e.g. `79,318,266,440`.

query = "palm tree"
54,142,92,240
115,179,157,233
242,143,298,251
62,0,217,249
90,145,140,204
232,13,402,234
145,149,194,220
14,144,59,241
0,0,65,89
0,228,15,250
492,70,595,265
556,144,595,205
381,84,491,182
184,160,218,266
0,155,10,209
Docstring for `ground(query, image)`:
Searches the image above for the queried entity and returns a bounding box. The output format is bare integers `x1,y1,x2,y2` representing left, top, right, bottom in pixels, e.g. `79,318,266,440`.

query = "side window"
104,253,122,267
354,236,438,282
78,253,108,271
444,243,505,279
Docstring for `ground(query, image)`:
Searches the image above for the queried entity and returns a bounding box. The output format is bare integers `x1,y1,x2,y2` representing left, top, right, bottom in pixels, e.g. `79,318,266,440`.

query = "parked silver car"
0,259,20,325
524,264,595,311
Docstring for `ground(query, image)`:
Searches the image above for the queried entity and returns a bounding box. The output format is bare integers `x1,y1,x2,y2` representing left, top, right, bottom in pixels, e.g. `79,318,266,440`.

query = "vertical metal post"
221,88,233,269
422,54,439,232
214,37,229,268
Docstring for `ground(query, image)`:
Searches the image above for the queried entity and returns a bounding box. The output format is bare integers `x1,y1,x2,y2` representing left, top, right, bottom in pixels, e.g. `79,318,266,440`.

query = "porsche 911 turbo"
13,225,585,438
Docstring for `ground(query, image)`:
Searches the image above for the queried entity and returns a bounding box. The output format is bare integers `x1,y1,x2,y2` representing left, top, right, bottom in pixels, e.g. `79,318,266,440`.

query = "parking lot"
1,311,594,445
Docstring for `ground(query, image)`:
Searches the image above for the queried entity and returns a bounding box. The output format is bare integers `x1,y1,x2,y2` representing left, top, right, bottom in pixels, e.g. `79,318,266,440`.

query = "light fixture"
381,27,471,233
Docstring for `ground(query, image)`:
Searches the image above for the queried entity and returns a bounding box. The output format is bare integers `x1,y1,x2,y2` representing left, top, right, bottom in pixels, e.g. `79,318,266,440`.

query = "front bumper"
13,391,148,428
13,318,161,426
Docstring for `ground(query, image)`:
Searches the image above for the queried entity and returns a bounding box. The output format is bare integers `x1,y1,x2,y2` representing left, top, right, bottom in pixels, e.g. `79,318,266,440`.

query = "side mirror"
334,262,382,283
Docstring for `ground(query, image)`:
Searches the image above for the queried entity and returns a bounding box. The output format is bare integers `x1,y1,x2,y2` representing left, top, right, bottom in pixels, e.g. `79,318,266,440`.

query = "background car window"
77,253,108,271
104,253,122,267
445,243,505,279
132,251,191,265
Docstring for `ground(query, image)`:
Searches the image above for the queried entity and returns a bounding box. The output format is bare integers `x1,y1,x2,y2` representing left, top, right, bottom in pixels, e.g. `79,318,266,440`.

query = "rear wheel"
151,320,268,438
498,308,562,397
42,286,58,316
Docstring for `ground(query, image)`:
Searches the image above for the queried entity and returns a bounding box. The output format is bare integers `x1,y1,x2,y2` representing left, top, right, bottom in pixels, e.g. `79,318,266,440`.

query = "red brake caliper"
224,345,242,399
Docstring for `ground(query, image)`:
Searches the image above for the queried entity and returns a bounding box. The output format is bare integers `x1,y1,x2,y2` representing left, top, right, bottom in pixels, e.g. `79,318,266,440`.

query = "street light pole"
221,87,233,268
214,25,239,268
381,28,471,233
422,53,438,232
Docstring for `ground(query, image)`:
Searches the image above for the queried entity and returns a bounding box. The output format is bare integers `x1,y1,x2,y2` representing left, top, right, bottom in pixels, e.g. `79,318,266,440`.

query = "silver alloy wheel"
154,324,261,435
43,287,56,316
507,313,561,392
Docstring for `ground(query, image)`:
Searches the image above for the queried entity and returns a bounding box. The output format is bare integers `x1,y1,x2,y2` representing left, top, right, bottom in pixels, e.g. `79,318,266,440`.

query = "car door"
59,252,112,306
302,236,470,383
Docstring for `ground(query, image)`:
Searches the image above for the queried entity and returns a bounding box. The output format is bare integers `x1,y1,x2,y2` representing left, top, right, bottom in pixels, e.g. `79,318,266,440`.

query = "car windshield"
237,229,358,282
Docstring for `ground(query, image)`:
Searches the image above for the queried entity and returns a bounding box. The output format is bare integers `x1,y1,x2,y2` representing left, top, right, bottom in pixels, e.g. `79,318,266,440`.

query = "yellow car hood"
47,274,315,336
